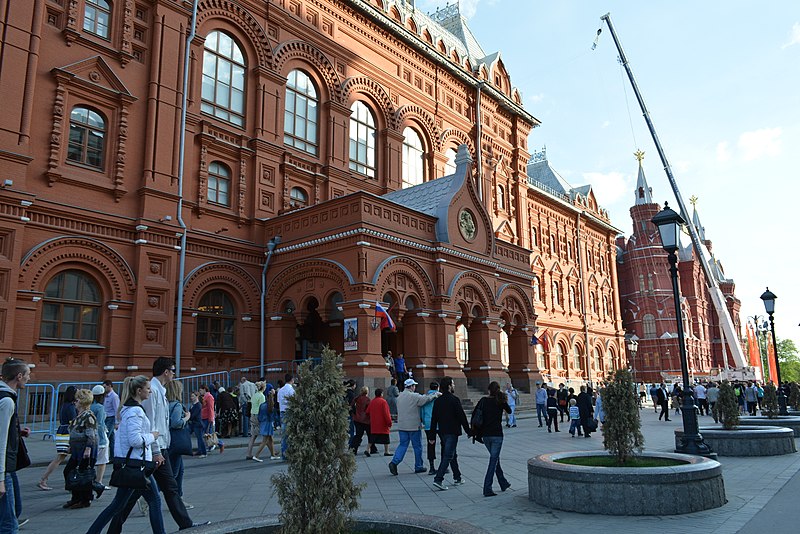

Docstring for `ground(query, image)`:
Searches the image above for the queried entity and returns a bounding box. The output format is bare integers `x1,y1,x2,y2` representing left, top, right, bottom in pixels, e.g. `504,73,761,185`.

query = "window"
552,281,560,306
349,101,376,178
593,348,602,370
40,270,101,342
456,323,469,365
569,286,576,309
555,345,565,369
500,330,509,367
643,313,656,338
550,234,556,255
638,274,645,292
444,148,457,175
289,187,308,208
536,343,545,369
67,107,105,169
531,227,538,247
84,0,111,39
497,185,505,210
201,31,245,127
284,70,318,155
402,127,425,188
533,277,540,302
573,346,581,369
196,290,236,349
207,162,231,206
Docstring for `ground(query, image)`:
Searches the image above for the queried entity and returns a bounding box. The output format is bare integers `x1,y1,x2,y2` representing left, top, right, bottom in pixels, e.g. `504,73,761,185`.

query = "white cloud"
581,171,628,207
738,128,783,161
601,120,611,128
528,93,544,103
674,160,691,173
782,22,800,49
716,141,731,162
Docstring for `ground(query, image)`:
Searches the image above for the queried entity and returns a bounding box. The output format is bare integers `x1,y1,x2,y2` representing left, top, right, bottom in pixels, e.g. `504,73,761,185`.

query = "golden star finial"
690,195,698,207
634,149,645,163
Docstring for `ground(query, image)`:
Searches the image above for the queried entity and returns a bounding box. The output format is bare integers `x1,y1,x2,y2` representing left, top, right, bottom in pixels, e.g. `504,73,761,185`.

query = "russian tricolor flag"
375,302,396,331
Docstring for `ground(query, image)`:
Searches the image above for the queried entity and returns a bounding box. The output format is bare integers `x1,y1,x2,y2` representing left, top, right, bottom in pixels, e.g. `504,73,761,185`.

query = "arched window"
201,31,245,127
531,227,538,247
552,281,560,306
593,347,602,370
536,343,545,369
402,127,425,188
349,101,376,178
569,286,576,309
196,289,236,349
500,329,509,367
533,277,540,302
40,270,101,342
573,345,581,369
207,162,231,206
284,70,318,155
289,187,308,208
555,344,565,369
444,147,457,175
497,185,505,210
456,323,469,365
643,313,656,338
84,0,111,39
67,106,105,168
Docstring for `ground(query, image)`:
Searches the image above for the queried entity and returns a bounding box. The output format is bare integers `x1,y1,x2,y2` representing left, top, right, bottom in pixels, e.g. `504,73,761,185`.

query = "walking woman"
477,381,512,497
38,385,78,490
349,386,372,455
62,389,99,509
254,384,281,460
166,380,191,504
245,381,266,461
86,375,165,534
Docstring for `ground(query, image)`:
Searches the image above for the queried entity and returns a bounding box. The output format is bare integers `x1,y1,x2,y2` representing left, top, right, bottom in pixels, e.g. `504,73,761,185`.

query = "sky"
415,0,800,350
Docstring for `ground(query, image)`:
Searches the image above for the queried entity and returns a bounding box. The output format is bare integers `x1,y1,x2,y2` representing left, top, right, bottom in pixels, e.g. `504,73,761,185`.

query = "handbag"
110,438,156,490
169,425,192,456
16,435,31,471
65,462,96,491
203,431,219,449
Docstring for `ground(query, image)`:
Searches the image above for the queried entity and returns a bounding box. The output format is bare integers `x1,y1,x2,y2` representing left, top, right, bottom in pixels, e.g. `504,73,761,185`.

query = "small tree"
713,381,739,429
762,383,779,418
272,347,363,533
789,382,800,411
601,368,644,465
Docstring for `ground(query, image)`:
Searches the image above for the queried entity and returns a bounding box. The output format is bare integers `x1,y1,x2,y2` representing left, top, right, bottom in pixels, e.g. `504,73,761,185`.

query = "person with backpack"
429,377,469,491
473,381,512,497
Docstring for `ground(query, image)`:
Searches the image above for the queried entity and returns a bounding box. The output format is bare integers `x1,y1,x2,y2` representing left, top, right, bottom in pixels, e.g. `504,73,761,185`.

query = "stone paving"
14,407,800,533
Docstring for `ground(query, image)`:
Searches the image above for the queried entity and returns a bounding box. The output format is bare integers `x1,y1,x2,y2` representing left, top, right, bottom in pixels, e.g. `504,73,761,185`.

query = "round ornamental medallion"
458,208,477,241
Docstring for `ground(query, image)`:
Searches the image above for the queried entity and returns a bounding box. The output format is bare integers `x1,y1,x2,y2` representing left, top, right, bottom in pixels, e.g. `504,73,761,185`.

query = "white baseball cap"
404,378,418,387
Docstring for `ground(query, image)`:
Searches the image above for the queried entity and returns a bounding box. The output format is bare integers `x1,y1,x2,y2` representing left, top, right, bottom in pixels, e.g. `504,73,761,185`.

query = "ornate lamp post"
626,334,639,383
652,203,712,456
760,288,788,415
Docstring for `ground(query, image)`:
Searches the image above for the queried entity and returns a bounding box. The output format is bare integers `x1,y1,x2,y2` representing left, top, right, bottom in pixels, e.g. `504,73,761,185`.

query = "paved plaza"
14,407,800,533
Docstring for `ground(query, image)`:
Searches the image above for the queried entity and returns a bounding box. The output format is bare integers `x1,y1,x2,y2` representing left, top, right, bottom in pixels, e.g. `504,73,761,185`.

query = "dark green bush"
762,383,779,418
601,368,644,465
713,381,739,429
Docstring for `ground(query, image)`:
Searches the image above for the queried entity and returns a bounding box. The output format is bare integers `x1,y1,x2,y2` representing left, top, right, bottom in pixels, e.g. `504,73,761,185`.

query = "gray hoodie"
0,381,17,477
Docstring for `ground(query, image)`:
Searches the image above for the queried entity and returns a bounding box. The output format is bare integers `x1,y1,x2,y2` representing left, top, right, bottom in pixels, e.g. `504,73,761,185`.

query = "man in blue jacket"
419,382,442,475
430,377,470,491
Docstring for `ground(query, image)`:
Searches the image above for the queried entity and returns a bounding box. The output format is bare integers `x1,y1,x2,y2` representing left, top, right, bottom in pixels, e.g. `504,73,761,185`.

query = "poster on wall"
344,318,358,351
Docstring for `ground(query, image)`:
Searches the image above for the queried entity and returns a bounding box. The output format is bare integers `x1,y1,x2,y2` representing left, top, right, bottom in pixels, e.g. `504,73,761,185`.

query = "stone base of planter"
739,415,800,437
177,512,490,534
674,426,796,456
528,451,725,515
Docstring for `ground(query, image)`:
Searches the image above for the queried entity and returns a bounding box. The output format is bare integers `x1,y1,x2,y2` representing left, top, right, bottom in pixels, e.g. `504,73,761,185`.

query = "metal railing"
175,371,229,405
18,384,57,439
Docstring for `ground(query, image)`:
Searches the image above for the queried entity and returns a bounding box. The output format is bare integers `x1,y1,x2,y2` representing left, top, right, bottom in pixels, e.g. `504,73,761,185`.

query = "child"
568,398,582,437
546,389,560,432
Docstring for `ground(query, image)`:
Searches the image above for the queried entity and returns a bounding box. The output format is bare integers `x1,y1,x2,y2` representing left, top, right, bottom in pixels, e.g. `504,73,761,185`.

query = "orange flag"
766,334,779,384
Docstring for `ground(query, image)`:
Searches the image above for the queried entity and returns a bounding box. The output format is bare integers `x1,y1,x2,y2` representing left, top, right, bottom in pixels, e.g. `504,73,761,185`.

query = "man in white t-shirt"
694,383,708,416
277,374,295,459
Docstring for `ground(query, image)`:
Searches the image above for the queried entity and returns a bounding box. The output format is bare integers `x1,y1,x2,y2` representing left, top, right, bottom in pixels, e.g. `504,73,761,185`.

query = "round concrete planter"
739,415,800,437
674,426,796,456
182,512,489,534
528,451,725,515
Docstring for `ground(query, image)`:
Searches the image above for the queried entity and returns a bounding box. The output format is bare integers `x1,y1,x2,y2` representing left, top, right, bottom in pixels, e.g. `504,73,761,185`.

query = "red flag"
767,335,778,384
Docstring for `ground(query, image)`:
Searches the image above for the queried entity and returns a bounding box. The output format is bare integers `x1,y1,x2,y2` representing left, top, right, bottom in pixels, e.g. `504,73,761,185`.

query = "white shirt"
142,376,170,455
277,383,295,413
694,384,707,399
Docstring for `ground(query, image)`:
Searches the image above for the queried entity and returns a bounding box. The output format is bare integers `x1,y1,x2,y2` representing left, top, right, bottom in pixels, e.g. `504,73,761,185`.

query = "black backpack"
470,398,485,443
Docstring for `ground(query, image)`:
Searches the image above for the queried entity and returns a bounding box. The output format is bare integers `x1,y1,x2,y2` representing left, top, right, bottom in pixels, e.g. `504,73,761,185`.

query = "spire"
633,149,653,205
690,195,707,241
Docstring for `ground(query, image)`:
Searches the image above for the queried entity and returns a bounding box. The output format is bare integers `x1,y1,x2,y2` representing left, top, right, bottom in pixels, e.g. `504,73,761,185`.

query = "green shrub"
789,383,800,411
713,381,739,429
272,346,363,533
762,383,779,418
601,368,644,465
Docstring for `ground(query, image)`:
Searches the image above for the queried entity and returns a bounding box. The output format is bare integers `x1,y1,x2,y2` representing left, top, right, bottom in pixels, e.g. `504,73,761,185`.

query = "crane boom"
598,13,747,367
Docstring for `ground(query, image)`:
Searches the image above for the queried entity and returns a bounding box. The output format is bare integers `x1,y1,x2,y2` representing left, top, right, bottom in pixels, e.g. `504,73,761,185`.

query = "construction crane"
595,13,748,369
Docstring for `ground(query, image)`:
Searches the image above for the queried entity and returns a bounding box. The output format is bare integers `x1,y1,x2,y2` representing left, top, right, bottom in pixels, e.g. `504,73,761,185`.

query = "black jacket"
430,392,470,436
576,392,593,418
477,396,511,438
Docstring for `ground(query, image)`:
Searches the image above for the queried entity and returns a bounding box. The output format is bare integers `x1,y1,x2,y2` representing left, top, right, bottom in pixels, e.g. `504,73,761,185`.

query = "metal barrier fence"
18,383,57,439
175,371,229,405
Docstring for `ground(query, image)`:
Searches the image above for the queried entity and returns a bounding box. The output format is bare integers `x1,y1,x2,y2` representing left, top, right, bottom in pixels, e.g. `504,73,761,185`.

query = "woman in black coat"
576,385,594,438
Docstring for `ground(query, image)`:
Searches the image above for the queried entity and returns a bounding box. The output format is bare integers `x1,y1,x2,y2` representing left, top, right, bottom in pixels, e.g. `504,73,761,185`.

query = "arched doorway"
296,297,324,360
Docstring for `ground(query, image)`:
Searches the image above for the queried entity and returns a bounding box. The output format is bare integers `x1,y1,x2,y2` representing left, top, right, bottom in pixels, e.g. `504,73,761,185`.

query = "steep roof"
432,5,486,59
382,173,459,218
634,150,654,205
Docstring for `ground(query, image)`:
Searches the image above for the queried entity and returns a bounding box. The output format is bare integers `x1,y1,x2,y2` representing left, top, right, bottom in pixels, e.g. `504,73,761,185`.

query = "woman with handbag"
62,388,99,509
38,385,77,490
87,375,164,534
166,380,192,507
253,385,281,460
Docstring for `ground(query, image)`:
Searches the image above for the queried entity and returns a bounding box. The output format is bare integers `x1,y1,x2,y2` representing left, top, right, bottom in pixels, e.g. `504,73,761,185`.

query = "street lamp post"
652,203,713,456
626,334,639,383
760,288,788,415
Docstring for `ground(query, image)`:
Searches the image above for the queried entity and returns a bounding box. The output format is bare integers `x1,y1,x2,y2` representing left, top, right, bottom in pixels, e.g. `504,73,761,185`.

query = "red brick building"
616,152,743,384
0,0,623,391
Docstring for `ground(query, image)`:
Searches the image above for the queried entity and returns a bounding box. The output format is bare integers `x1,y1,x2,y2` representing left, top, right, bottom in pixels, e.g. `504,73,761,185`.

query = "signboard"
344,318,358,351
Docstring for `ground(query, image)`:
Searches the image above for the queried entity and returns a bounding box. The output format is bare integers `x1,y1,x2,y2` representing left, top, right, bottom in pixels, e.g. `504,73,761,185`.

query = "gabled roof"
526,158,574,197
429,3,486,59
382,174,459,219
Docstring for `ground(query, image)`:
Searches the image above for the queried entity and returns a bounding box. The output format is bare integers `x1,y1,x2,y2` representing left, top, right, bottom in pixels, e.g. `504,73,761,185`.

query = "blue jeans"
482,436,509,495
536,403,547,425
0,473,17,534
391,430,423,470
434,434,462,484
168,448,184,497
86,478,165,534
280,411,289,458
190,421,206,455
507,404,516,426
10,473,20,520
105,416,116,457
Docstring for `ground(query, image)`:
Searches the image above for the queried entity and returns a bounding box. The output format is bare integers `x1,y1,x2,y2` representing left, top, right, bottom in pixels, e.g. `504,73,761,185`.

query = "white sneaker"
432,481,448,491
270,455,281,460
137,497,149,516
209,445,217,451
251,456,263,463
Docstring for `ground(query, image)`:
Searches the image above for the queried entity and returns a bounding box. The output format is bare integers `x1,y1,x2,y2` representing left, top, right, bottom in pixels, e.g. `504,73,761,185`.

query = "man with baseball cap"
388,378,439,476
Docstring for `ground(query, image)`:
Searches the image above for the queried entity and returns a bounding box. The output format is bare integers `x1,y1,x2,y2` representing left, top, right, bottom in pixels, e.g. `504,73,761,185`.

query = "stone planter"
739,415,800,437
528,451,725,515
674,426,796,456
183,512,489,534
